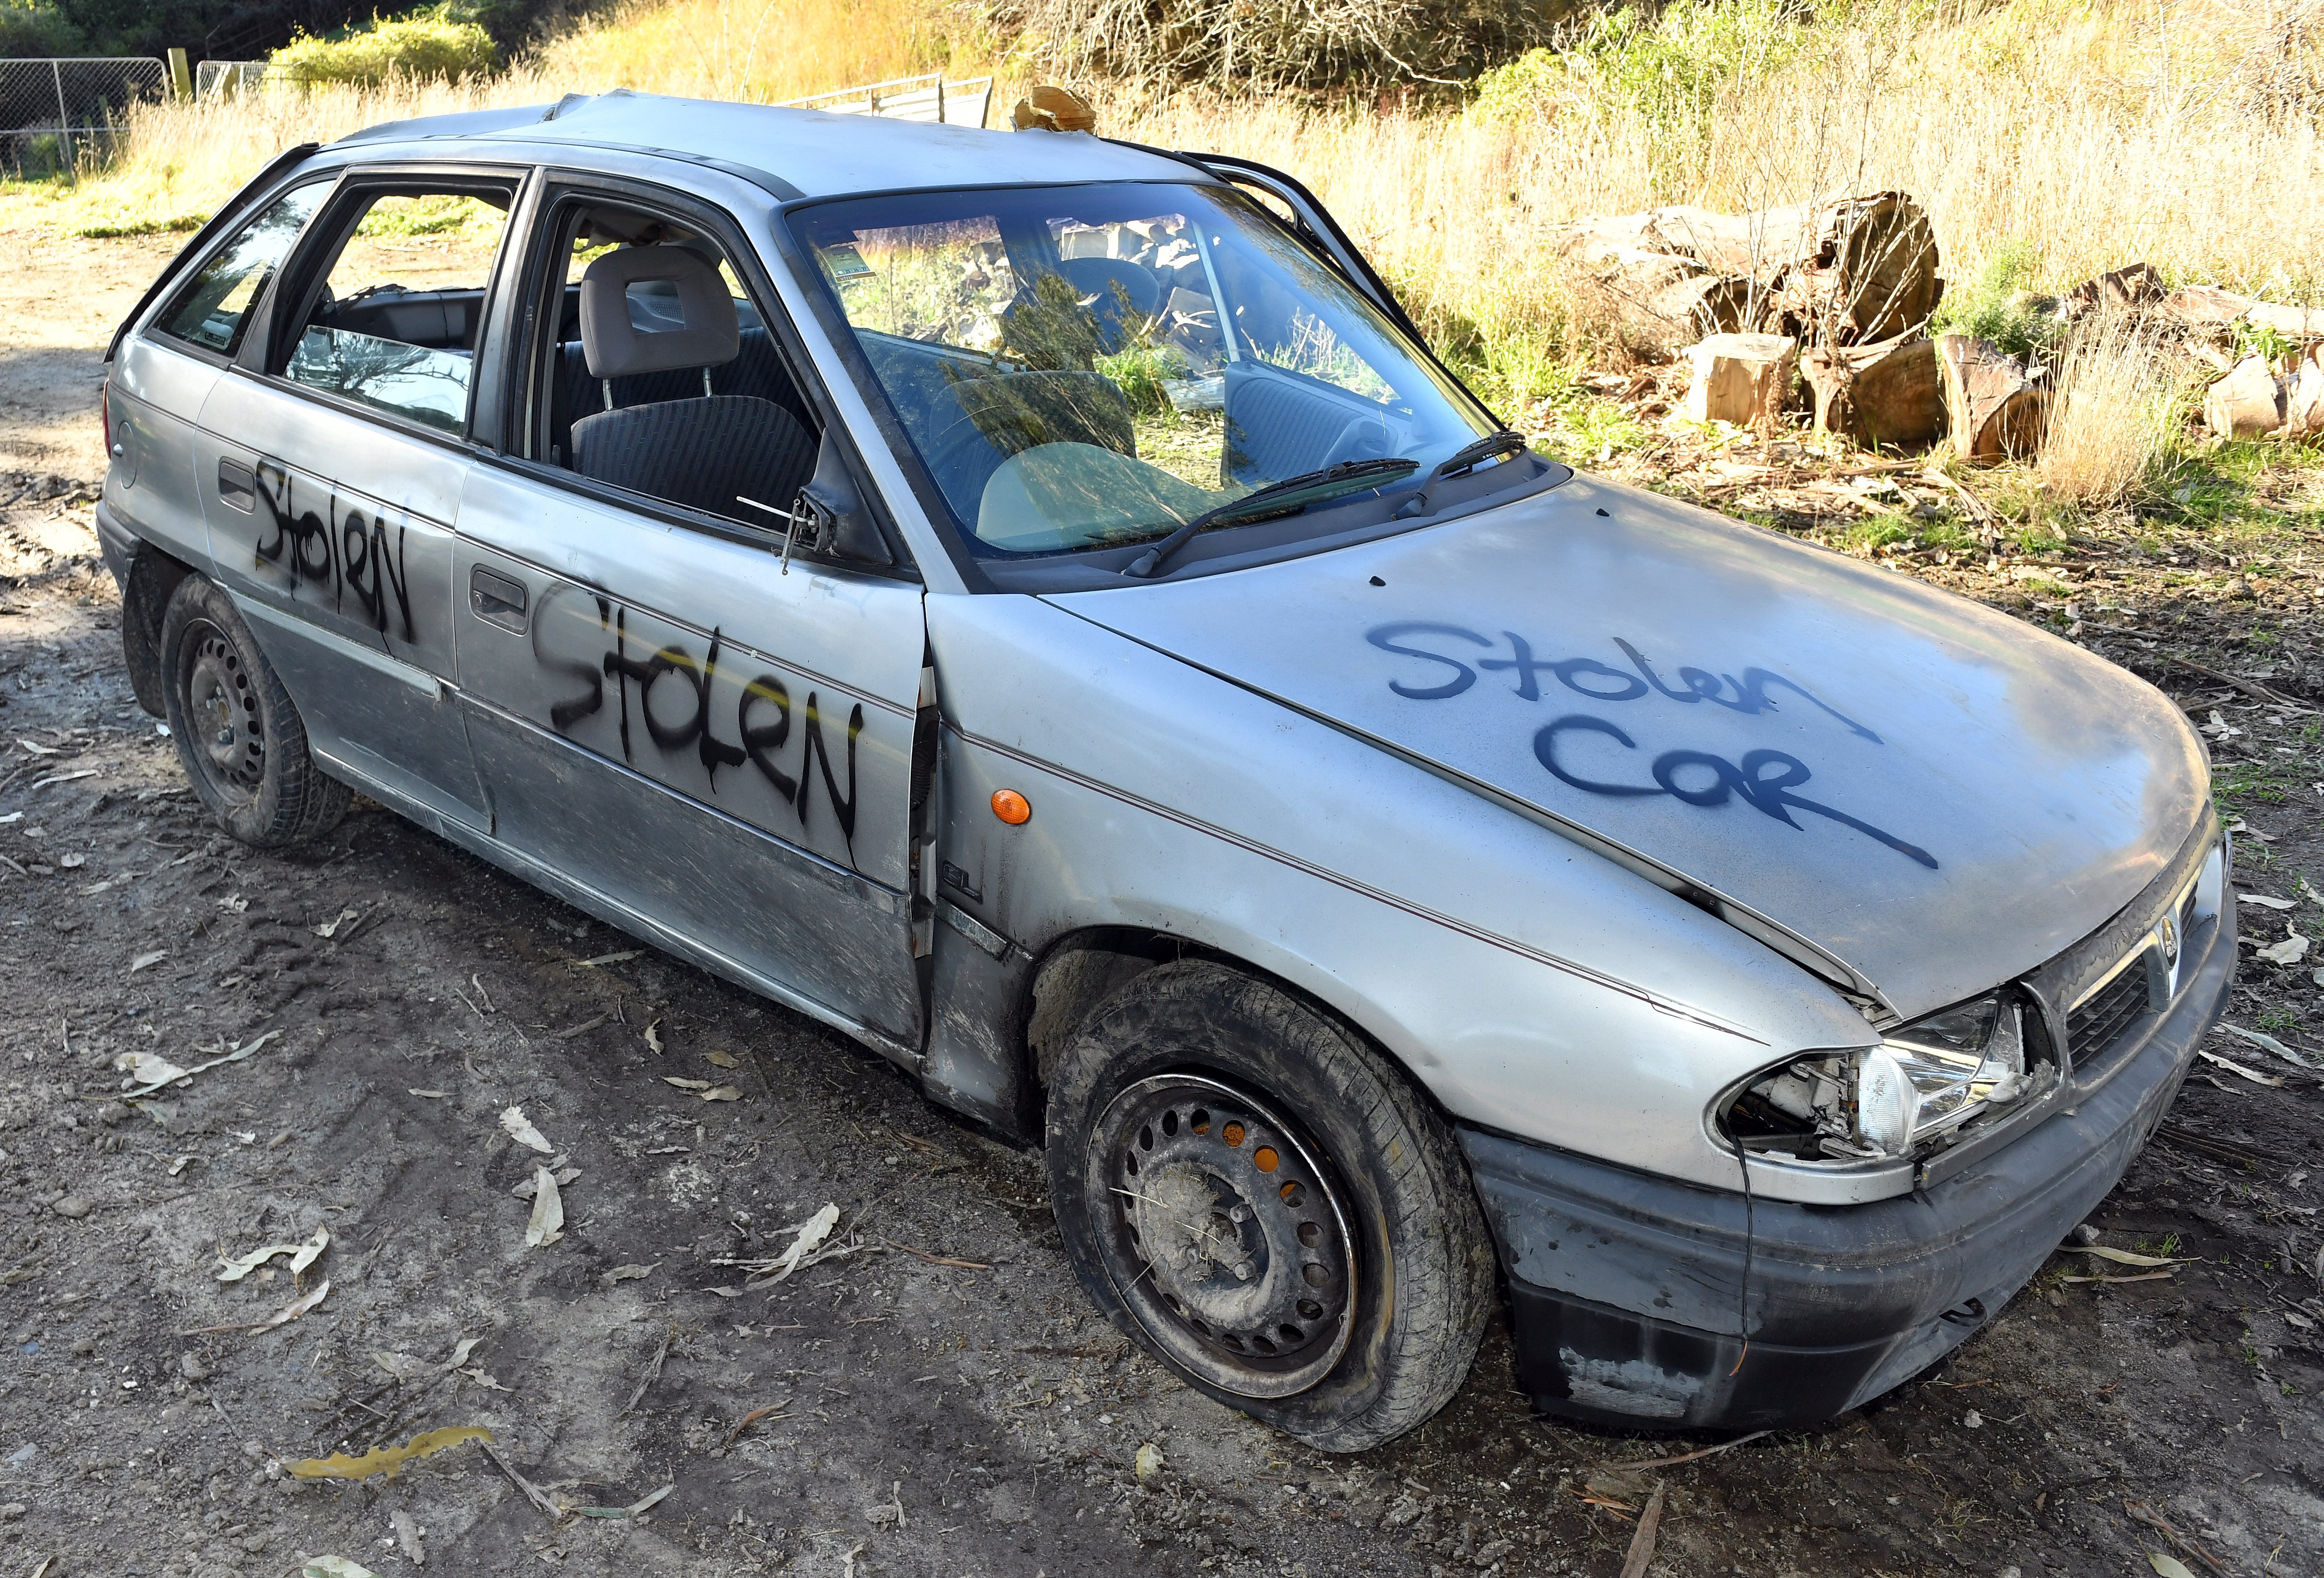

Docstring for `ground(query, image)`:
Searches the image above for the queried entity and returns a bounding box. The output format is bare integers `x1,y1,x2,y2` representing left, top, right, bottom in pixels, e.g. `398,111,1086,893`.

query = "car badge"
2155,913,2181,969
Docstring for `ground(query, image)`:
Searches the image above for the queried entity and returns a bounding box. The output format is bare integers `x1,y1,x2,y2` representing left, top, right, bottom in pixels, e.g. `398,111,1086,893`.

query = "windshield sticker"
1368,621,1935,869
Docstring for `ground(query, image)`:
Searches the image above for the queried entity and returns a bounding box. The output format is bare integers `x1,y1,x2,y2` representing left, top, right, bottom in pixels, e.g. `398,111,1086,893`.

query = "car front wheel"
158,576,350,848
1045,960,1495,1451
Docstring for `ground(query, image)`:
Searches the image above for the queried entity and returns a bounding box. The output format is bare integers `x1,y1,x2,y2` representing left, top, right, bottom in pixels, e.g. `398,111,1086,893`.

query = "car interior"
534,202,821,530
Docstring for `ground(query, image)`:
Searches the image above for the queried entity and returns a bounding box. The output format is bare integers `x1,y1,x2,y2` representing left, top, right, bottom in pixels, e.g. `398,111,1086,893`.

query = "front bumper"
1462,885,2235,1432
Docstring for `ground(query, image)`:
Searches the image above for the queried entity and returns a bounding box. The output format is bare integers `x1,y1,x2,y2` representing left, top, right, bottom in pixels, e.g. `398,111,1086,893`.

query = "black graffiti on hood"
250,463,414,644
1534,713,1937,869
1366,621,1881,743
532,583,861,862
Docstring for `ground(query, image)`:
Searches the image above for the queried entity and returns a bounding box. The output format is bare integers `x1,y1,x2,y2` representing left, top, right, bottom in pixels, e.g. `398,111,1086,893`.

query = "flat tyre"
158,576,350,848
1045,960,1495,1451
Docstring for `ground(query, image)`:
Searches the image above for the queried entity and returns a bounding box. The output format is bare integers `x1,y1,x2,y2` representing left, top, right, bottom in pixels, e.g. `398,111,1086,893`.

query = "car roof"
330,90,1204,200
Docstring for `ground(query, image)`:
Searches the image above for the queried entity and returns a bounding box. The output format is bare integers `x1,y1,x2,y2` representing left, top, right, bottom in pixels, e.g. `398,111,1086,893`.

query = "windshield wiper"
1389,429,1531,522
1123,456,1419,579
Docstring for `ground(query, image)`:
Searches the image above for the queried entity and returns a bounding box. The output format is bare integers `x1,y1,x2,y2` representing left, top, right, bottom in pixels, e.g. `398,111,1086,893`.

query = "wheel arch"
121,541,199,717
1019,925,1462,1134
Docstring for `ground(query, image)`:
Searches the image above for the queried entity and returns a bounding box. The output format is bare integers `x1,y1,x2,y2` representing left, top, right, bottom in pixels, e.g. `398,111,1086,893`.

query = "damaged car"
96,92,2231,1450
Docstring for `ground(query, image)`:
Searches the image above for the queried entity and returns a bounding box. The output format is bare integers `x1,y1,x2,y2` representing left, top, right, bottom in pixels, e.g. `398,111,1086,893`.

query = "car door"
192,168,527,834
451,172,930,1057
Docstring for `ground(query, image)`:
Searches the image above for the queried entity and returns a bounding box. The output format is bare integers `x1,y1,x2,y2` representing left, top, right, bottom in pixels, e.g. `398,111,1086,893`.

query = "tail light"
101,378,112,458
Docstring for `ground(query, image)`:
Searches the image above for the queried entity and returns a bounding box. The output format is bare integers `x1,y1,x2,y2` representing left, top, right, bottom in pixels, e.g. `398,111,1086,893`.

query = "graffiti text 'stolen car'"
97,95,2231,1449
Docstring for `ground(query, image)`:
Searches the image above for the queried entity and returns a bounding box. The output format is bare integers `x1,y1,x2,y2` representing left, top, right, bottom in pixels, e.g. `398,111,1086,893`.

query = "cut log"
1937,335,2048,462
1557,191,1940,353
1683,333,1798,427
2205,355,2289,438
2064,262,2165,316
1552,246,1753,358
1802,336,1944,448
2285,349,2324,440
2162,286,2324,341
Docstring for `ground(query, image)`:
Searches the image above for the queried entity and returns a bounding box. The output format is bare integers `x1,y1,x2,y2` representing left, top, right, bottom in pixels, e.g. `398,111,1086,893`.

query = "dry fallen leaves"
215,1225,328,1282
289,1425,493,1482
499,1105,554,1154
524,1167,564,1249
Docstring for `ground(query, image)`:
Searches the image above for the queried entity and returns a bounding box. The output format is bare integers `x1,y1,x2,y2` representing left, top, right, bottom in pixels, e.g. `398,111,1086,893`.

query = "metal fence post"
50,57,71,171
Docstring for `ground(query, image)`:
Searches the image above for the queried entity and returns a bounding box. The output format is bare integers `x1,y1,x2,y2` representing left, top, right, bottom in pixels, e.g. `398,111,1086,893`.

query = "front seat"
569,245,816,521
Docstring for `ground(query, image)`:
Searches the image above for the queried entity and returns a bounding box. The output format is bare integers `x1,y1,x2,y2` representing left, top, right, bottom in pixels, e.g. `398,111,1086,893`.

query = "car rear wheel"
1045,960,1495,1451
159,576,350,848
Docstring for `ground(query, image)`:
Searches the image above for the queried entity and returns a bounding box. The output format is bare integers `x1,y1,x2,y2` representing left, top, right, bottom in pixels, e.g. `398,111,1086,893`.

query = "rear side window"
153,184,328,355
282,187,517,434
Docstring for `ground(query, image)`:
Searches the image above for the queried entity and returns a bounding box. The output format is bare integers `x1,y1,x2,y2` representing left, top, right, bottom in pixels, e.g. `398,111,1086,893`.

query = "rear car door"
108,178,333,583
451,171,930,1056
192,167,526,834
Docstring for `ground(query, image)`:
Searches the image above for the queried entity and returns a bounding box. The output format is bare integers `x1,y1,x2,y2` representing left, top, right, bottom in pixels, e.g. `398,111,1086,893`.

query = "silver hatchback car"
98,93,2232,1450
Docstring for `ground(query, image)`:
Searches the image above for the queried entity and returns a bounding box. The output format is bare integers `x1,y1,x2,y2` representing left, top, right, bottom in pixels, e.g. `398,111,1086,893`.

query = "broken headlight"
1725,993,2050,1162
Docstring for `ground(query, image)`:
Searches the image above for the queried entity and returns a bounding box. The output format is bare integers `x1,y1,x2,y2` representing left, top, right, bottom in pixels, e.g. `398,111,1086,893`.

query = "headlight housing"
1724,993,2051,1162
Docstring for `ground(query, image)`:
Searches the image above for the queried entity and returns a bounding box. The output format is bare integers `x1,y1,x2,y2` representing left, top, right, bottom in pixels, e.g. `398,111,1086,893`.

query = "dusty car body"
96,93,2233,1448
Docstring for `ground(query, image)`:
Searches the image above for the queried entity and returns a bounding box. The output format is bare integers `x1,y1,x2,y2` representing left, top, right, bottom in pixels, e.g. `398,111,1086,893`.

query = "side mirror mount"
790,433,893,569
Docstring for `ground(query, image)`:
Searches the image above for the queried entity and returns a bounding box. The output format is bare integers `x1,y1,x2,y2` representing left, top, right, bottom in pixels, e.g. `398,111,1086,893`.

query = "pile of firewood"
1556,198,2324,461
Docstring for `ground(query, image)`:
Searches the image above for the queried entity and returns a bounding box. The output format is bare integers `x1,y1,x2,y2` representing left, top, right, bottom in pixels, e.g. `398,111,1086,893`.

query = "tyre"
158,576,351,848
1045,959,1495,1451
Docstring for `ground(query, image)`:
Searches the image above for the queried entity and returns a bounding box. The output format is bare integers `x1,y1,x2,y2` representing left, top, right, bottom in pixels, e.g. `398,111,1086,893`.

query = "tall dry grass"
8,0,2317,421
2038,314,2187,507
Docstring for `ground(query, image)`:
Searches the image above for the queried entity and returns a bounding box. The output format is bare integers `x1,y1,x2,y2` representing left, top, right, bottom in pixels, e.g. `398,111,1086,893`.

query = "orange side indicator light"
991,789,1032,825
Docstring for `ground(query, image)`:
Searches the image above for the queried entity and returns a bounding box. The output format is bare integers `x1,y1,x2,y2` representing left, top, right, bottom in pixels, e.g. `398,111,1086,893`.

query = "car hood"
1044,472,2210,1019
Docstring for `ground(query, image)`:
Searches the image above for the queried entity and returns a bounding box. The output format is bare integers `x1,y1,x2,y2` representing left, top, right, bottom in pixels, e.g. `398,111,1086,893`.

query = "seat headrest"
578,244,739,380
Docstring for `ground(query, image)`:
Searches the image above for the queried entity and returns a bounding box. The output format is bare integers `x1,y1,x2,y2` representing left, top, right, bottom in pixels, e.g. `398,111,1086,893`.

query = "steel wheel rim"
179,619,265,802
1090,1072,1357,1400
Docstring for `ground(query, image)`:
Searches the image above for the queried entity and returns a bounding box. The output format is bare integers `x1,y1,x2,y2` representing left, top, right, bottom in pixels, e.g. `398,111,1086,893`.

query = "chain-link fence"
195,60,270,100
0,58,167,177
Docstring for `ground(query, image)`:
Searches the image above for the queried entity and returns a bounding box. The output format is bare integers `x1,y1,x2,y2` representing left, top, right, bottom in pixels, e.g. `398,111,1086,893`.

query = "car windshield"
792,181,1502,561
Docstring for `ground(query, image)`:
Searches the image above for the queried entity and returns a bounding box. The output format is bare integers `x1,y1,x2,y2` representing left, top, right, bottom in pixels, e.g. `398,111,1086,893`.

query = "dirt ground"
0,233,2321,1578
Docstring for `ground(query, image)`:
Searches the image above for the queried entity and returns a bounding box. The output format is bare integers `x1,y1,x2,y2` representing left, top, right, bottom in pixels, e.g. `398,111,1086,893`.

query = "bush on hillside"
976,0,1566,94
270,9,500,87
0,0,80,55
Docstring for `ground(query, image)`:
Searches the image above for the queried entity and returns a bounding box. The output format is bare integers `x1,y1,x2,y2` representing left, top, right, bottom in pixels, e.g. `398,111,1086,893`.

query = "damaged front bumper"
1461,884,2236,1433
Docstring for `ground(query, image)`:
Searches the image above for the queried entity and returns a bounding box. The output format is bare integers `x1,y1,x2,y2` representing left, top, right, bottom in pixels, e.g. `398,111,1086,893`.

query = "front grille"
2067,950,2155,1070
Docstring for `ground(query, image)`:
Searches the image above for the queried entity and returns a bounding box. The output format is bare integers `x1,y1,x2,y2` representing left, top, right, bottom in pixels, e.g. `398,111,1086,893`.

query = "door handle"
469,565,528,633
217,457,257,513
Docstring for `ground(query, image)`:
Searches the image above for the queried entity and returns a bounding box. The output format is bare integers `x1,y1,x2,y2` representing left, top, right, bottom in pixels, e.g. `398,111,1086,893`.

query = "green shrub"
1471,0,1816,186
0,0,79,57
270,10,500,88
1930,240,2055,360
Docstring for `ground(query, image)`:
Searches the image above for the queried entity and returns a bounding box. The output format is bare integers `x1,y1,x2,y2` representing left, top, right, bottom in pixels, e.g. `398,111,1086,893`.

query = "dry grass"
534,0,967,104
3,0,2316,466
2038,314,2187,508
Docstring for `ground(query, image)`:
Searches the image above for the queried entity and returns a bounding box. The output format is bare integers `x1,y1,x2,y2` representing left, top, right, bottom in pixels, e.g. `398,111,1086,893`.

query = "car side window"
152,184,328,355
527,197,820,532
283,188,516,434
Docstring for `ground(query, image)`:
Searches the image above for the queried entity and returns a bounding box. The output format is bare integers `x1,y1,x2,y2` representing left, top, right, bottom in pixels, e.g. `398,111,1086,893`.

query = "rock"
94,1102,126,1128
2226,576,2256,600
0,1504,23,1521
70,1336,94,1357
1802,335,1945,446
1476,1538,1515,1565
2205,355,2287,438
50,1195,90,1220
1937,335,2048,462
1682,333,1798,427
178,1352,211,1382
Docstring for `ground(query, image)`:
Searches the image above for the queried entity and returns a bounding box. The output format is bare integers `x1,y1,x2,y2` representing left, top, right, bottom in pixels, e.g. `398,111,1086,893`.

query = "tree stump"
1936,335,2047,462
1802,336,1944,448
2205,355,2288,438
1683,334,1798,427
